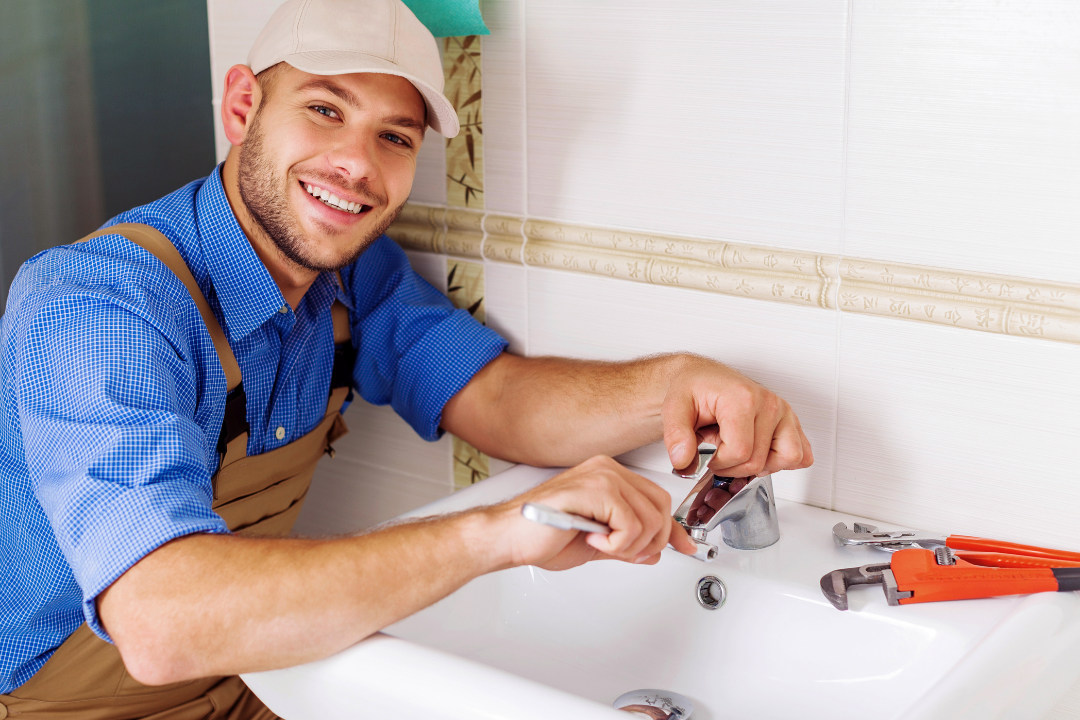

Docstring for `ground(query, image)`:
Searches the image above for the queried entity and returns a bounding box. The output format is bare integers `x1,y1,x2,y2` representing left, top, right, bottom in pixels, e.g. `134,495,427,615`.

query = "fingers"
587,465,671,561
762,413,807,475
660,358,816,480
667,519,698,556
662,392,705,472
515,456,677,568
709,389,758,474
710,397,813,477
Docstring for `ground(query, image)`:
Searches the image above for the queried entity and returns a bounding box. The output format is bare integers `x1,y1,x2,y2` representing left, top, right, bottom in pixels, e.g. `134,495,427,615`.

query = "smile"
303,182,370,215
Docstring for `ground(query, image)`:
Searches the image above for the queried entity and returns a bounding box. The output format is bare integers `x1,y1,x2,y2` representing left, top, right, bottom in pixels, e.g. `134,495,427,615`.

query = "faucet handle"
671,447,716,481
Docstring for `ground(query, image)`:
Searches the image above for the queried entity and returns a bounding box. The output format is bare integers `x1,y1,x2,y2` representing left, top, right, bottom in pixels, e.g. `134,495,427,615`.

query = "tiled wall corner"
844,0,1080,283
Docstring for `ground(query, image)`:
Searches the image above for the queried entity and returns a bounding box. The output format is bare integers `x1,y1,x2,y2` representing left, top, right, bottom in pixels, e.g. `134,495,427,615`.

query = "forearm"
98,510,505,685
443,352,692,466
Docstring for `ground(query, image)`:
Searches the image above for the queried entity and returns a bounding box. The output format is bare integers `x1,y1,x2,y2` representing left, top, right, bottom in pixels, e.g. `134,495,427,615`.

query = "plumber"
0,0,813,717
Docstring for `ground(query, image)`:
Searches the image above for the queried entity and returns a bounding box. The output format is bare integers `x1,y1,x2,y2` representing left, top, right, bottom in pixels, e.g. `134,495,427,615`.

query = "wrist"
459,504,518,573
642,353,694,416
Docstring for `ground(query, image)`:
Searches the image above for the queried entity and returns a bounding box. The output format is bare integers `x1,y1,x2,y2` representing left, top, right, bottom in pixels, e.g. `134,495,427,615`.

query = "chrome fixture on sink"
696,575,727,610
672,448,780,552
613,689,694,719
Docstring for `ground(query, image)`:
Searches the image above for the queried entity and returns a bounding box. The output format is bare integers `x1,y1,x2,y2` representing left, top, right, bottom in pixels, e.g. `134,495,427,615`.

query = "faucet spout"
672,449,781,551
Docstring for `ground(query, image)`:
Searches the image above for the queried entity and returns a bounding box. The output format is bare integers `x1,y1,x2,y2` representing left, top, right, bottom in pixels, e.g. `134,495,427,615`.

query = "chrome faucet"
671,448,780,552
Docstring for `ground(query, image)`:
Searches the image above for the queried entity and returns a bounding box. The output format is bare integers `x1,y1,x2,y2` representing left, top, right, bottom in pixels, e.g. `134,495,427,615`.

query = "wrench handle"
956,551,1080,570
947,535,1080,564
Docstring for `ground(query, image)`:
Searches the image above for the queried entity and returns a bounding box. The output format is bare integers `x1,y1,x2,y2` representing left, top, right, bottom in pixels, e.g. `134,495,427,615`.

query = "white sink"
244,465,1080,719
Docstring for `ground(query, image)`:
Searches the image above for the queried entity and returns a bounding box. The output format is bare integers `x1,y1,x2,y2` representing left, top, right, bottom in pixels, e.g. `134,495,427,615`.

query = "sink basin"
244,465,1080,719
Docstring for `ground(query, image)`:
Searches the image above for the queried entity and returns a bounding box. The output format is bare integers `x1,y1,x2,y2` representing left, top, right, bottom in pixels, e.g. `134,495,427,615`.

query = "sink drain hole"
697,575,726,610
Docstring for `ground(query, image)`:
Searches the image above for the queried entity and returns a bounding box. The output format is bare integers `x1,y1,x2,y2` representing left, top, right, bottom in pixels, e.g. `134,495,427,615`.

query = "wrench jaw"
832,522,947,551
819,562,912,611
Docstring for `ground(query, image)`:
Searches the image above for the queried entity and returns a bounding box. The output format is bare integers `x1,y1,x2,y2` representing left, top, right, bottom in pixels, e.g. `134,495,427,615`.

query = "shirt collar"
194,167,290,343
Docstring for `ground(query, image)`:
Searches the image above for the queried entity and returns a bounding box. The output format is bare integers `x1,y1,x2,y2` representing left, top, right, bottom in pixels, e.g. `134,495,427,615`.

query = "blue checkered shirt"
0,167,507,693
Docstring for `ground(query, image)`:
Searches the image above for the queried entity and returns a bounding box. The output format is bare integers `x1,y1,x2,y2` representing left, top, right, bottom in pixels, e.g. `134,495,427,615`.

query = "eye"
311,105,340,120
382,132,410,147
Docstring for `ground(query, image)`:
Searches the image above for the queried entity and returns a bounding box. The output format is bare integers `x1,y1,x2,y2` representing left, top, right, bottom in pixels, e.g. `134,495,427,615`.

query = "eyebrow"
297,79,426,132
382,115,426,133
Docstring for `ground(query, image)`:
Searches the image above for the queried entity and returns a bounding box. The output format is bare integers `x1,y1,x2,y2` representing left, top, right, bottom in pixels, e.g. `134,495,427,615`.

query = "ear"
221,65,263,147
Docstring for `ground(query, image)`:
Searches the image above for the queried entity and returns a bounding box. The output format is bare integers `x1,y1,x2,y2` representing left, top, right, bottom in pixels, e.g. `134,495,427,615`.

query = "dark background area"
0,0,217,308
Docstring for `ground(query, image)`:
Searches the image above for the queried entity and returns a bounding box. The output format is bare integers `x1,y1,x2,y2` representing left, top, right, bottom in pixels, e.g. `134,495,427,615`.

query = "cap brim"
281,51,459,137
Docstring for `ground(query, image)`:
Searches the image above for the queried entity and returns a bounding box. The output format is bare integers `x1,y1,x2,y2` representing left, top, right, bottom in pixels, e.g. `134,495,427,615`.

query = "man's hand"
662,356,813,477
487,455,698,570
443,352,813,475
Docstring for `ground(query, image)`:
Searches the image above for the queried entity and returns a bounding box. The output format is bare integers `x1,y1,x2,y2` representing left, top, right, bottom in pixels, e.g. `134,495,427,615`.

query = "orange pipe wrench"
822,524,1080,610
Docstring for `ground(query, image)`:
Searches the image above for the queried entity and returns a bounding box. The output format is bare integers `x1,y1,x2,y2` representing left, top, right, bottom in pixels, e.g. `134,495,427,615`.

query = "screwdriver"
521,503,717,562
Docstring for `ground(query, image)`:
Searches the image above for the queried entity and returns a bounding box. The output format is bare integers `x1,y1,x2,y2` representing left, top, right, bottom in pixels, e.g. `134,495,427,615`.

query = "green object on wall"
401,0,488,37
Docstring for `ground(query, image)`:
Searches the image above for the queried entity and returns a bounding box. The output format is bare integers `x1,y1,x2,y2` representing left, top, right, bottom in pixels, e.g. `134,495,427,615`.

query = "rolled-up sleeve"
344,237,508,441
17,292,229,641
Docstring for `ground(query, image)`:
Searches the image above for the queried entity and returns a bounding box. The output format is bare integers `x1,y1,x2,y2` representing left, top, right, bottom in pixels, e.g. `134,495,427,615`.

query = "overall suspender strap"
80,224,251,462
80,223,243,392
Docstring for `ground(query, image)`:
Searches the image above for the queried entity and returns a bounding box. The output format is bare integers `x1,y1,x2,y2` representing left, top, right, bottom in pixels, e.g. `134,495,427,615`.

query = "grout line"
520,0,529,220
830,0,857,511
520,0,531,357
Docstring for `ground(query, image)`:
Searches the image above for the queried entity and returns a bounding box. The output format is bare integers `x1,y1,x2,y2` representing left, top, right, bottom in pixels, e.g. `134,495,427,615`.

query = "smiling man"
0,0,812,717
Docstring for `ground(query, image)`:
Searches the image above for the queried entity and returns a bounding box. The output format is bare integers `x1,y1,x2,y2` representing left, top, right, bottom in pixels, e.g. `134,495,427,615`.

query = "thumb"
662,392,700,471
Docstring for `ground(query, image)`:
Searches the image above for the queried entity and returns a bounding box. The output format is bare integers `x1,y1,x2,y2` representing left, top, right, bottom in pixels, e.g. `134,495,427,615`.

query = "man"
0,0,812,716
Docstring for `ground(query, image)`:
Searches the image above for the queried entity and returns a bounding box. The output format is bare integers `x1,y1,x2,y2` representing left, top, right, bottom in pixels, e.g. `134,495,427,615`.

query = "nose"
325,130,378,187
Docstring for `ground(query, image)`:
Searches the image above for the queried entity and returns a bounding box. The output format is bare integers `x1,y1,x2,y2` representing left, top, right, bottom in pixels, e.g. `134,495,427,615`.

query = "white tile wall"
523,0,849,253
410,130,448,205
834,313,1080,551
479,0,526,215
525,267,839,508
844,0,1080,284
294,410,453,535
403,248,447,292
482,259,528,355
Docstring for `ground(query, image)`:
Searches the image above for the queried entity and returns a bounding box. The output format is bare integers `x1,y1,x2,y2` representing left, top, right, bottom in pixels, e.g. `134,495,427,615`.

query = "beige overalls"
0,224,353,719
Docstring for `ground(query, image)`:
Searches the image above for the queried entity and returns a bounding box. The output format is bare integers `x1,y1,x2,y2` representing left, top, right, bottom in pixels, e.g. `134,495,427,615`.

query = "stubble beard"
237,110,404,273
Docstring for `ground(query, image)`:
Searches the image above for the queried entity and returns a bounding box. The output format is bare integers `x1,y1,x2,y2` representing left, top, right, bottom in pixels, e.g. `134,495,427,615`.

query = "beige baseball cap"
248,0,459,137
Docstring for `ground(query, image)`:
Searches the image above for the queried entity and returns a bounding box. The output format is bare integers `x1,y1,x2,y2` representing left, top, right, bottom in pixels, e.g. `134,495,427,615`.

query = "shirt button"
275,426,285,441
279,305,289,314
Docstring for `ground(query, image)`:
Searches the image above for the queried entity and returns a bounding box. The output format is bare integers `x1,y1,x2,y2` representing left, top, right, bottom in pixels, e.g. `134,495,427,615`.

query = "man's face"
237,64,426,272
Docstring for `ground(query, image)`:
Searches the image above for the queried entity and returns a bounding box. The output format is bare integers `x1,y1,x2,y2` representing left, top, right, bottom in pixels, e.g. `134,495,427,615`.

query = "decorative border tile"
837,259,1079,342
386,204,1080,345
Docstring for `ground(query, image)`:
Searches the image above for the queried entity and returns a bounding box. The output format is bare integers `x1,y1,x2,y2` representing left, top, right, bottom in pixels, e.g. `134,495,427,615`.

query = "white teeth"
304,182,363,214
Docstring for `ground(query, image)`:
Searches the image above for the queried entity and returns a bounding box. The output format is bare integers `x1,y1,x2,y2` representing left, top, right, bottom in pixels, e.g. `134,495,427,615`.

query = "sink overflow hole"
697,575,727,610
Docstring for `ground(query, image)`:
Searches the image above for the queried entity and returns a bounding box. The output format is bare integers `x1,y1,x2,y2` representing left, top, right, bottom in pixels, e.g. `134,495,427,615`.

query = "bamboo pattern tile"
443,35,484,208
446,258,489,489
